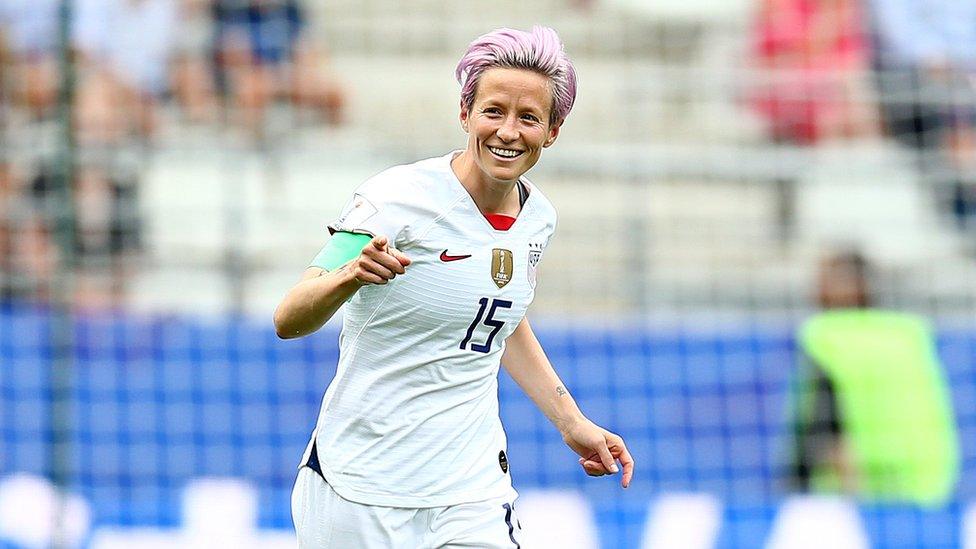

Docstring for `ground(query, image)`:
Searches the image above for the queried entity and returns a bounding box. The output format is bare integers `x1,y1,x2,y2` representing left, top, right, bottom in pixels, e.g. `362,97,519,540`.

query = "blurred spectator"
212,0,345,135
29,161,142,307
172,0,220,124
0,0,60,302
0,0,61,119
72,0,179,143
789,251,959,504
750,0,877,145
66,0,176,304
2,1,168,306
866,0,976,227
0,162,57,302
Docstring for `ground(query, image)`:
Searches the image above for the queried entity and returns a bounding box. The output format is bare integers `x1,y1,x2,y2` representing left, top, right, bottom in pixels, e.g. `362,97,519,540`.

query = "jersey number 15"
459,298,512,353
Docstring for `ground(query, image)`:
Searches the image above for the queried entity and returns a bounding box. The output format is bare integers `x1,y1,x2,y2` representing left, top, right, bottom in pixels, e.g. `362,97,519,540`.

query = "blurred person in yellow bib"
790,251,959,505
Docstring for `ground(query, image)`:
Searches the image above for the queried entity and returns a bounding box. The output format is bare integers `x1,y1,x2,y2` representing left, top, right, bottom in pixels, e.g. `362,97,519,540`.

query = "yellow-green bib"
798,310,958,505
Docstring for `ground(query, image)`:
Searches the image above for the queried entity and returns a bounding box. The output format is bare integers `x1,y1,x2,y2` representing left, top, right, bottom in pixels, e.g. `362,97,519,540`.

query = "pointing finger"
618,445,635,488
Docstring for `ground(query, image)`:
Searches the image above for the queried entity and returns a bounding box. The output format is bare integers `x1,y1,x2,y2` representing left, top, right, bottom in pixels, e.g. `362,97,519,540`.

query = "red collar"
484,213,517,231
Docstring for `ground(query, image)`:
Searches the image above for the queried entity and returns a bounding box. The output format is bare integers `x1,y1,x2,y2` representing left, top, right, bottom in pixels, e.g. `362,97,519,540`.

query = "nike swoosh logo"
440,250,472,262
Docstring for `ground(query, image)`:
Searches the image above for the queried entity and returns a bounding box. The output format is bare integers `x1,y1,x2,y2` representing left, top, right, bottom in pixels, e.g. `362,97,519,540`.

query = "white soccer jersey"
302,151,556,508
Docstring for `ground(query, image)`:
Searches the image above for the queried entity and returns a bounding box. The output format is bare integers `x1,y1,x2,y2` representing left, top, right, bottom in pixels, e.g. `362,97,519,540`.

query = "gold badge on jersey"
491,248,514,289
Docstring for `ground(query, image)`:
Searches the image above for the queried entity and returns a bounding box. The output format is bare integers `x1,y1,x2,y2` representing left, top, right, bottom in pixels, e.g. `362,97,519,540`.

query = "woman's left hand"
561,418,634,488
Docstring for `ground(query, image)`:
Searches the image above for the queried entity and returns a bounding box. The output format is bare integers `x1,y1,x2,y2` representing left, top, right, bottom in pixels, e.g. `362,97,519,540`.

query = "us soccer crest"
491,248,514,288
527,243,543,288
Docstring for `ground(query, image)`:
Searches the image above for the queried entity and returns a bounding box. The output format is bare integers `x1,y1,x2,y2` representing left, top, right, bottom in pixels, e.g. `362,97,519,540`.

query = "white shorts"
291,467,524,548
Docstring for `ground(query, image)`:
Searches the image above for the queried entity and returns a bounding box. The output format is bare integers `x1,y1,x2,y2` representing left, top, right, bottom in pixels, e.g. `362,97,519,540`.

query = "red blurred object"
750,0,870,144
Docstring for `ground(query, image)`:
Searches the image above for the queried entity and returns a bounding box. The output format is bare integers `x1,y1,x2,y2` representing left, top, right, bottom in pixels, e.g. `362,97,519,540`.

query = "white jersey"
302,151,556,508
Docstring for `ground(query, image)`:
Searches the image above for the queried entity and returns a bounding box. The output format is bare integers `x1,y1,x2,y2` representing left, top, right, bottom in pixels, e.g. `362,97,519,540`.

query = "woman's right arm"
273,235,411,339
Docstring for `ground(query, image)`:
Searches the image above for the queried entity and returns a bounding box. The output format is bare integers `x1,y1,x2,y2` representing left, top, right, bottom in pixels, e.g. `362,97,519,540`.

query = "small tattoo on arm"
556,386,567,397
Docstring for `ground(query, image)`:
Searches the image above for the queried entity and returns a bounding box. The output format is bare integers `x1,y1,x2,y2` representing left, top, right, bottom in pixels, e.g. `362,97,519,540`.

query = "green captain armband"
309,232,374,271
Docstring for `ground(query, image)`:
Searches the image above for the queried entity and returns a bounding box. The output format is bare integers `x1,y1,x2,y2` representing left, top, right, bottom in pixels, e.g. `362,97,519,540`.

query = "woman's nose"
496,117,519,142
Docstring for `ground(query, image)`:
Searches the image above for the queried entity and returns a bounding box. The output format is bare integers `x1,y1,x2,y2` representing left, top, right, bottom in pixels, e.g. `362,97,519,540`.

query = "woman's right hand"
349,235,412,286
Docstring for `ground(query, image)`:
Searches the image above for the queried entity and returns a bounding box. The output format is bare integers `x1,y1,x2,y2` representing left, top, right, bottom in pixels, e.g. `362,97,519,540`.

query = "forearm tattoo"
556,385,567,397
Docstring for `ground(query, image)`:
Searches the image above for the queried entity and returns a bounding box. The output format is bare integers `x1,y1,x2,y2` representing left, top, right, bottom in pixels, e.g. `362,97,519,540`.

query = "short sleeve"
328,173,412,244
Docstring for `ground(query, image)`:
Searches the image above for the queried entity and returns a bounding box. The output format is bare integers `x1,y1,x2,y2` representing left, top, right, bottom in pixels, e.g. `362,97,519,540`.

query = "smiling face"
460,67,560,185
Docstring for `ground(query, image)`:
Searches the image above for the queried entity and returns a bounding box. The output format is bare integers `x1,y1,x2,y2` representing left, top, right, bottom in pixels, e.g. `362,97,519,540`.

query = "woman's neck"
451,151,519,215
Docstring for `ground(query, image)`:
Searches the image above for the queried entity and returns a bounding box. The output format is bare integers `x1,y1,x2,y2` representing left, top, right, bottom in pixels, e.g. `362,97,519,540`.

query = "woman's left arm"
501,317,634,488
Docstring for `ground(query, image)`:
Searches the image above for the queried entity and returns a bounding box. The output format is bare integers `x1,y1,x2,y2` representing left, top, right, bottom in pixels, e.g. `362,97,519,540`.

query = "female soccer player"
275,26,634,548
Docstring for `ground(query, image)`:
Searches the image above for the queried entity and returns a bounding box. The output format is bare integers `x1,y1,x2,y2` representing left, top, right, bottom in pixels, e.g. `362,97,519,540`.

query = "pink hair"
455,26,578,127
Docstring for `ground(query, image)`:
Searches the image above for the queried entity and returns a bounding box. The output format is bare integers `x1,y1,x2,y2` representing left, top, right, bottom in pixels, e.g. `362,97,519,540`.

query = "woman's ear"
543,123,561,147
459,101,470,132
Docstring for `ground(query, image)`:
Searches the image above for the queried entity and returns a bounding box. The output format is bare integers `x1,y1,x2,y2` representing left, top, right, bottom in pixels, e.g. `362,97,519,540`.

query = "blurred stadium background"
2,0,976,547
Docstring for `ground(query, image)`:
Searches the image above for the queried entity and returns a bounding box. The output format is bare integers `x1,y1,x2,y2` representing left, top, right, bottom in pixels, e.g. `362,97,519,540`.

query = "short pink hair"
455,26,578,127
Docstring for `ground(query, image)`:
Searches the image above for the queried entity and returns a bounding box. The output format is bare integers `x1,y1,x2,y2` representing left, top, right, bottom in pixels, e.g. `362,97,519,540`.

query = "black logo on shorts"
498,450,509,473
